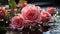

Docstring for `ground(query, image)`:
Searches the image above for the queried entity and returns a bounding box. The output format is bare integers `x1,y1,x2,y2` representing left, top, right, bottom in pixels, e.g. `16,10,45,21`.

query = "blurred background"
14,0,60,6
0,0,60,7
14,0,60,11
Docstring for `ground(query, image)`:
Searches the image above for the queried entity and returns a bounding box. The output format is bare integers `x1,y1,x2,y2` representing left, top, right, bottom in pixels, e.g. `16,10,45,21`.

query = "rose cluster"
10,5,56,30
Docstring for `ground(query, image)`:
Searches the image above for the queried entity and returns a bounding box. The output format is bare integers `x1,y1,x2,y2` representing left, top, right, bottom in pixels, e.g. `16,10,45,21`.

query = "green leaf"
9,0,16,9
30,28,36,31
29,26,37,31
0,26,7,31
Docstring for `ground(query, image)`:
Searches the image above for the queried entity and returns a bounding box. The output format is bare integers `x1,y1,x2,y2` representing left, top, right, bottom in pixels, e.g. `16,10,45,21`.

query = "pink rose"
40,11,51,23
0,7,7,18
47,7,56,15
10,14,25,29
21,5,40,22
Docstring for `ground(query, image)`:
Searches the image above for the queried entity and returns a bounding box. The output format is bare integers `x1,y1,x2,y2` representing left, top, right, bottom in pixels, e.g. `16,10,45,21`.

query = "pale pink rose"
47,7,56,15
10,14,26,29
21,5,40,22
40,11,51,23
0,7,7,18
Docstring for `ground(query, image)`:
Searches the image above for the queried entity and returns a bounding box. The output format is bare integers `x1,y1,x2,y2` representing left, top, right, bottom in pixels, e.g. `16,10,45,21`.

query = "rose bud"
18,2,27,8
47,7,56,15
10,14,26,29
21,5,40,22
40,11,51,23
18,4,24,8
10,8,17,13
23,2,27,7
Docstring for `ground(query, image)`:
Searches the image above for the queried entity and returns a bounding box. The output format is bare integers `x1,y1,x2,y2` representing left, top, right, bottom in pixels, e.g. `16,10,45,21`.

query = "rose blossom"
21,5,40,22
47,7,56,15
0,7,7,18
10,14,26,29
40,11,51,23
